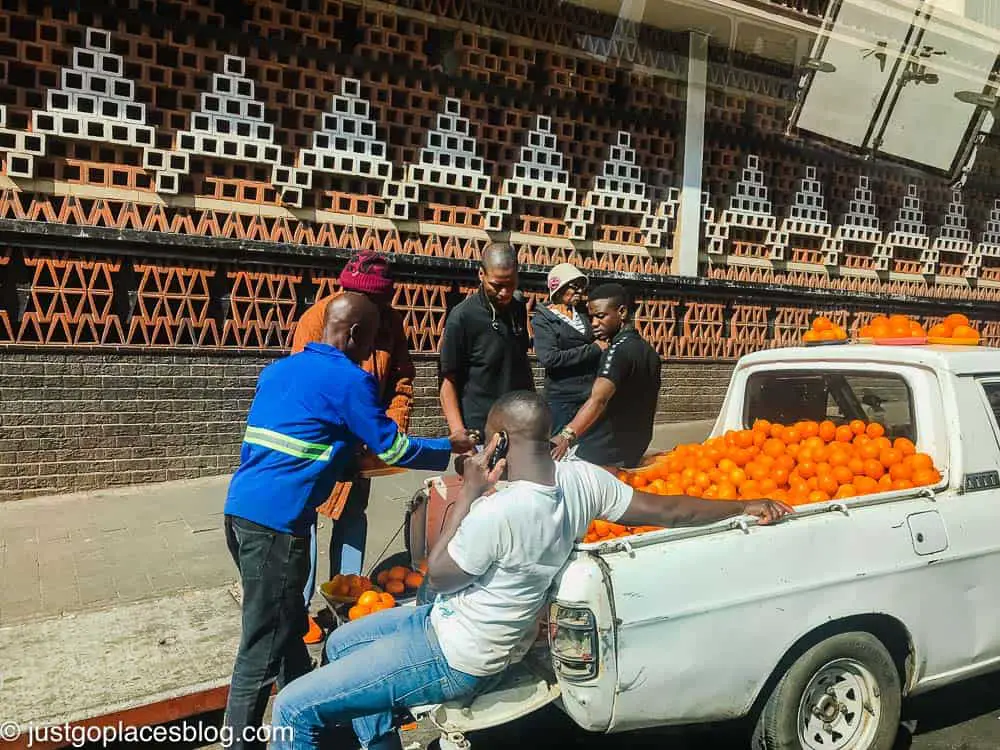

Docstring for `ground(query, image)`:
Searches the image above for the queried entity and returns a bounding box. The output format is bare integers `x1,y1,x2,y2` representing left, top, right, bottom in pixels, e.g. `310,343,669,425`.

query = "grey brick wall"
0,351,733,500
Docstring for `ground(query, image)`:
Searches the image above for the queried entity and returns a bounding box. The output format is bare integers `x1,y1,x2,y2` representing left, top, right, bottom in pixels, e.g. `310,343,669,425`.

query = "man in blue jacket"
222,292,474,749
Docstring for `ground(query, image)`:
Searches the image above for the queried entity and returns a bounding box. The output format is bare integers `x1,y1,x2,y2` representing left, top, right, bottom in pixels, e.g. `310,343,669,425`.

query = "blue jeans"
271,605,484,749
304,480,370,606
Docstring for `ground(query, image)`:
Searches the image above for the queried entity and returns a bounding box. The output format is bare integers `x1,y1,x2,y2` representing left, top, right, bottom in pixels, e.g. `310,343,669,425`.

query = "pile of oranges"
375,564,426,596
927,313,980,343
348,590,397,621
802,316,847,343
858,314,926,340
580,419,943,545
323,573,377,600
582,519,662,544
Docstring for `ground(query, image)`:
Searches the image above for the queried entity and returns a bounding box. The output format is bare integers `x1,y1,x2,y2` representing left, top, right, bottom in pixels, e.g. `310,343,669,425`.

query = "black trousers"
223,515,312,749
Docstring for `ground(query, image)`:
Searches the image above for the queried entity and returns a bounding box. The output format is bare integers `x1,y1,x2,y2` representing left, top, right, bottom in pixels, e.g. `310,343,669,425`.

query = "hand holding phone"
488,431,509,471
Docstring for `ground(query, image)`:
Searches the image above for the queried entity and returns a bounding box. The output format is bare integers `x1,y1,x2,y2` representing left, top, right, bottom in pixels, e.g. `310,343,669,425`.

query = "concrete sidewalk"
0,420,712,729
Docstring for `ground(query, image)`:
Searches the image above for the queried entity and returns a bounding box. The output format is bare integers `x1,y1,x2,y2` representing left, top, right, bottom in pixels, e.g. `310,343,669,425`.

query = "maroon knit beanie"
339,251,394,296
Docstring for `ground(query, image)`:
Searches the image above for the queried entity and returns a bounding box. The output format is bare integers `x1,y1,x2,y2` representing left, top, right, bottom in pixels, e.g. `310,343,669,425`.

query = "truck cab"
410,344,1000,750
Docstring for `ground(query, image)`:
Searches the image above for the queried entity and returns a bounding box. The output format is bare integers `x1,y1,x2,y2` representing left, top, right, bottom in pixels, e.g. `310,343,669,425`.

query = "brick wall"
0,351,733,500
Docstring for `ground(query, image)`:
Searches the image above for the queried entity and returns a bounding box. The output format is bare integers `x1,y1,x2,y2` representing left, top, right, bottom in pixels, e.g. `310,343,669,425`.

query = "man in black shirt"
439,243,534,437
550,283,661,467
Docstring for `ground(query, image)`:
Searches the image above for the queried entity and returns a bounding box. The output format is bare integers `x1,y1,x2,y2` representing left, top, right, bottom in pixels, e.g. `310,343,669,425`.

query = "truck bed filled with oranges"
582,419,942,544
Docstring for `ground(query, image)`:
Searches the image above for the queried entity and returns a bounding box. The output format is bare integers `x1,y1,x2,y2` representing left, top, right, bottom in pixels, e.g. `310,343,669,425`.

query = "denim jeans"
304,479,371,606
223,515,313,750
271,605,484,750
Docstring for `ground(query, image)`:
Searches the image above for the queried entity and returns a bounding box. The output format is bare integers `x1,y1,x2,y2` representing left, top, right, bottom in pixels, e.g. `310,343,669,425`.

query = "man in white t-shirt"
270,391,792,749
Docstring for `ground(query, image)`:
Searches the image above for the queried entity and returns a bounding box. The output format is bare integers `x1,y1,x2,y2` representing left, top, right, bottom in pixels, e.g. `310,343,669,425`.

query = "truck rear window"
744,371,916,442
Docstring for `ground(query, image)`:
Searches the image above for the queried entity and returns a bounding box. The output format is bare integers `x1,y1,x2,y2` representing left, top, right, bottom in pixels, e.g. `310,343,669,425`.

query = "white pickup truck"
408,343,1000,750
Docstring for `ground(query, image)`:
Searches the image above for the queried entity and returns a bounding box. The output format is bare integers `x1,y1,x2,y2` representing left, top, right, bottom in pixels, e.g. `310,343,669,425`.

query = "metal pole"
675,31,709,278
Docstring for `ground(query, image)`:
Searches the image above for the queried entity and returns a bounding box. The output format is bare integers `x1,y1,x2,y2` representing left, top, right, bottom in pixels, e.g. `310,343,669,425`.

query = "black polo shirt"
576,326,661,468
438,288,534,434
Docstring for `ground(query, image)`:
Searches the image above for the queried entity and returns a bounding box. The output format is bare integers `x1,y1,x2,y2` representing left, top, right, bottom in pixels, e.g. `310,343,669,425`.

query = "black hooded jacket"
531,303,603,404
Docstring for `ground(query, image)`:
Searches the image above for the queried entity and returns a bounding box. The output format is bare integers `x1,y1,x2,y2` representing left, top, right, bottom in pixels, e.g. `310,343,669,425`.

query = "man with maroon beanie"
292,251,415,642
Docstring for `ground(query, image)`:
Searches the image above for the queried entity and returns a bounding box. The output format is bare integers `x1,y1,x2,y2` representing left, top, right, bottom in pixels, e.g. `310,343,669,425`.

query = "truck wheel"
752,632,901,750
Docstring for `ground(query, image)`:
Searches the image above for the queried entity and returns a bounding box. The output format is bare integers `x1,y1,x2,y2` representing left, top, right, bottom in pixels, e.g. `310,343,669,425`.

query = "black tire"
753,631,901,750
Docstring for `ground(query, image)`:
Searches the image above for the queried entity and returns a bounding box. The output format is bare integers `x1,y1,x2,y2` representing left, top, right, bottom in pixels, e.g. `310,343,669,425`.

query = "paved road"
84,669,1000,749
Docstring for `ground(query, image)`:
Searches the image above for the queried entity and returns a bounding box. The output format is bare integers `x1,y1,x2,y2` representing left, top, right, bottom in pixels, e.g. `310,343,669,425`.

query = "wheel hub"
798,658,882,750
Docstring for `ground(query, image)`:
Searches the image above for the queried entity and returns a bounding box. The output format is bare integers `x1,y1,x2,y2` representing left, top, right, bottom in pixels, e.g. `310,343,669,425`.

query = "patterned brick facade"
1,0,999,497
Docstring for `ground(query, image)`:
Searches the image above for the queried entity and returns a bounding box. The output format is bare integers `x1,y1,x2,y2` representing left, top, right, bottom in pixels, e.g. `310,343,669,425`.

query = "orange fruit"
753,419,772,434
878,474,893,490
860,442,881,460
818,474,839,496
379,592,396,607
879,449,902,468
783,427,802,445
775,454,796,471
849,419,866,435
818,421,837,442
908,453,934,472
835,484,856,498
893,437,916,456
348,605,370,621
870,321,890,338
928,323,949,338
385,579,406,595
863,459,885,480
771,467,790,486
912,468,941,486
357,590,381,608
762,438,785,458
808,490,830,503
854,475,879,495
832,465,854,485
813,316,833,332
890,320,911,337
827,449,850,468
404,572,424,589
888,462,912,481
739,479,761,499
729,468,747,486
717,482,739,500
769,423,786,440
892,479,914,491
803,330,820,342
866,423,885,439
952,324,979,340
800,421,820,438
909,321,926,336
943,313,970,330
797,461,817,479
592,519,611,537
859,324,873,338
734,430,754,448
835,425,854,443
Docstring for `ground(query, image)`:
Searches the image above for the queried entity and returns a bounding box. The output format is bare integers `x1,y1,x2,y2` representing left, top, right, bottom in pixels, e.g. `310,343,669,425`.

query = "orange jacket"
291,292,415,519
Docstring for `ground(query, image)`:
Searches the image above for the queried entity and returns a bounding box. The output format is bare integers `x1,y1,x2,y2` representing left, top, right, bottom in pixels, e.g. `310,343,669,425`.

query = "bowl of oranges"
927,313,980,346
802,316,848,345
858,314,926,345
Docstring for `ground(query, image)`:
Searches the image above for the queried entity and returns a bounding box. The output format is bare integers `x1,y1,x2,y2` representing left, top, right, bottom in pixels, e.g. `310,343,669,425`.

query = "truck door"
934,377,1000,668
907,375,1000,683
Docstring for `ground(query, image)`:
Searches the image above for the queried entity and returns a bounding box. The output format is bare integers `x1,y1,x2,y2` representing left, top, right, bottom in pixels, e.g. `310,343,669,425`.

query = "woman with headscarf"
531,263,607,435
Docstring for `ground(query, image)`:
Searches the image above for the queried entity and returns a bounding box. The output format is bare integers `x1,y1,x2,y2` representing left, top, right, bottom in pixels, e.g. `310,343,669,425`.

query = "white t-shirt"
429,459,633,676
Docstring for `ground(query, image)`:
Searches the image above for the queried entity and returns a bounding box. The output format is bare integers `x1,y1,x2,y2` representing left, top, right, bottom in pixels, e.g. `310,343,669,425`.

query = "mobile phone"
488,431,509,471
